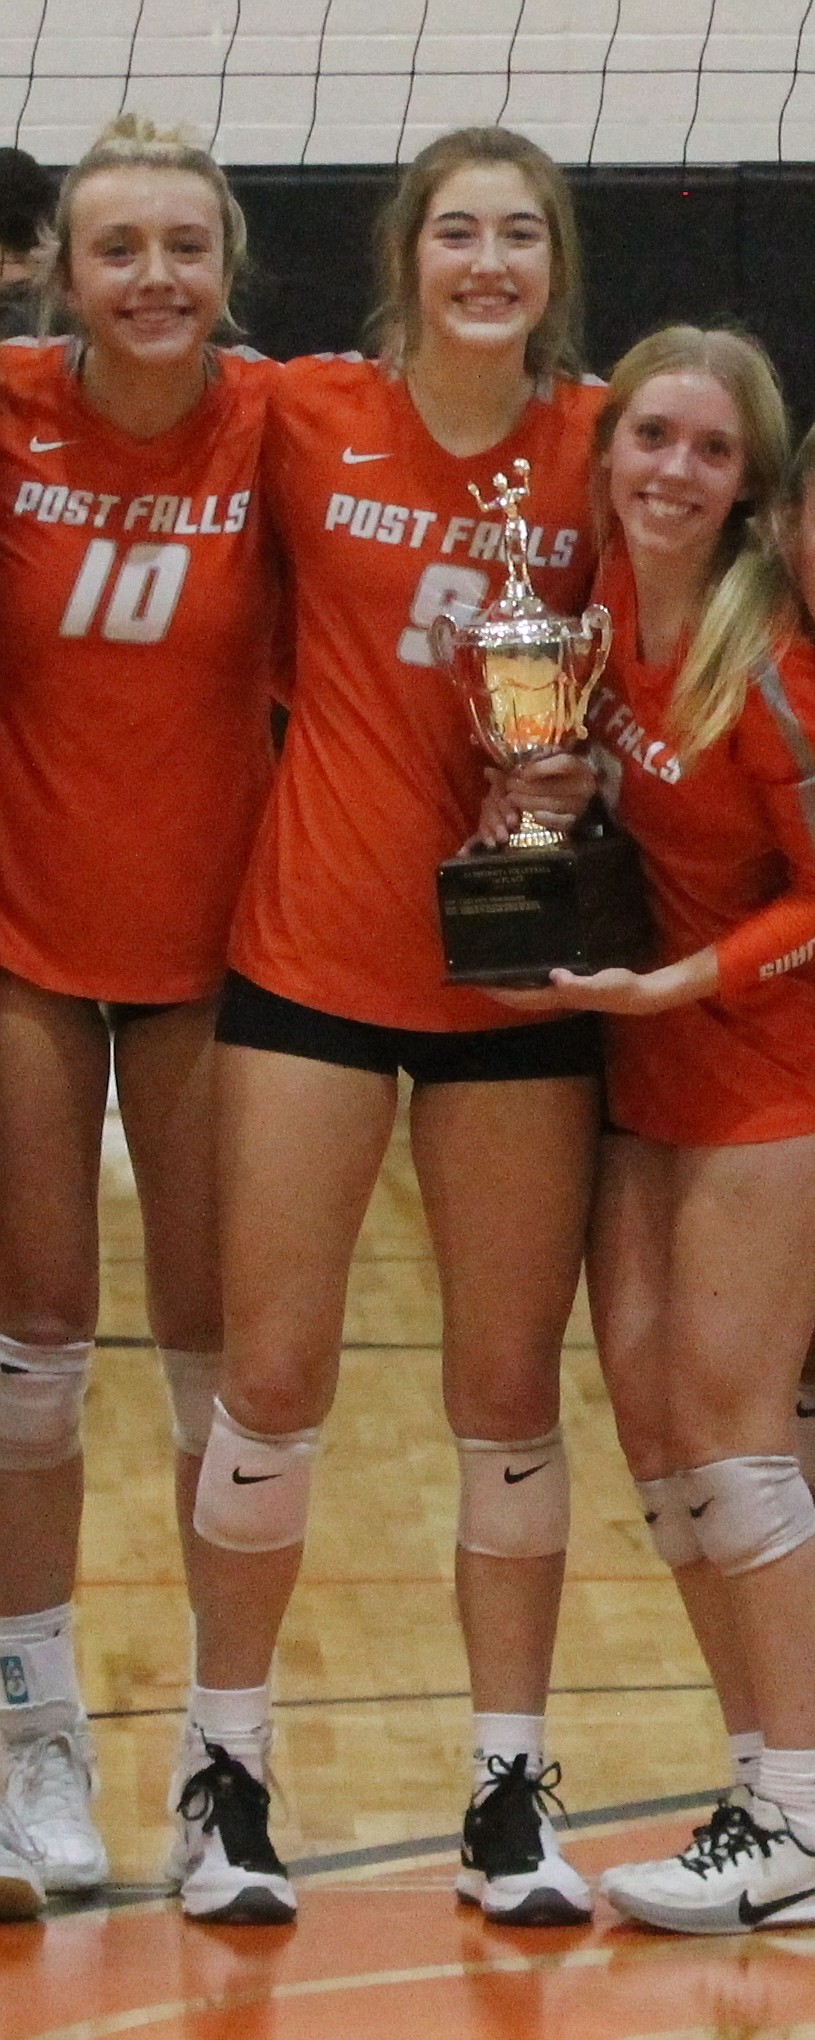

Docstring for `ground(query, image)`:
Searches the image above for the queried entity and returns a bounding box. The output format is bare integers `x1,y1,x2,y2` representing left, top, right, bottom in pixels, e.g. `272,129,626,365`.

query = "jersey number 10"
59,539,191,644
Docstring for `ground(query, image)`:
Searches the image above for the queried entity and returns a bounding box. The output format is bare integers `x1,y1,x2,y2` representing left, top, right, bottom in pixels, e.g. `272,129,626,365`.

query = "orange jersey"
589,543,815,1144
0,339,280,1002
231,355,604,1030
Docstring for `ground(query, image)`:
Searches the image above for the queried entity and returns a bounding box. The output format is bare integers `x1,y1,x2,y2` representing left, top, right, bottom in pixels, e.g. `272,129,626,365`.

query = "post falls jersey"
231,352,605,1032
0,338,279,1004
591,541,815,1147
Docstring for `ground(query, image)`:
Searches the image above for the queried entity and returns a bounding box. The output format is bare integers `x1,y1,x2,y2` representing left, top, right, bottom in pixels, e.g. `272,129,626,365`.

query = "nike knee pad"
456,1425,569,1558
193,1395,319,1552
684,1454,815,1575
0,1333,91,1471
161,1348,220,1456
636,1472,703,1569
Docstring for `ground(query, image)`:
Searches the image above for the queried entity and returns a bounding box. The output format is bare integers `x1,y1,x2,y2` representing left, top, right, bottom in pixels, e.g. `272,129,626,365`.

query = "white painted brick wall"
1,0,815,167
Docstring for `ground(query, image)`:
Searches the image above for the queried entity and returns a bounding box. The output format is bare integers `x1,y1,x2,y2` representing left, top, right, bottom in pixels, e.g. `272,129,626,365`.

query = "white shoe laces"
7,1730,95,1829
0,1797,45,1865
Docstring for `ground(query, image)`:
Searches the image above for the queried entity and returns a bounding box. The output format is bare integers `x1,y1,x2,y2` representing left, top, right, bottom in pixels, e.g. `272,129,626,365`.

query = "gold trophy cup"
431,460,651,985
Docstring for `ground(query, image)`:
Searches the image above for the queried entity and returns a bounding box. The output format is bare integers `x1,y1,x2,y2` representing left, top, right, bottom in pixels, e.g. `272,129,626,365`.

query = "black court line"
89,1680,713,1726
94,1337,450,1352
41,1784,727,1917
94,1340,609,1356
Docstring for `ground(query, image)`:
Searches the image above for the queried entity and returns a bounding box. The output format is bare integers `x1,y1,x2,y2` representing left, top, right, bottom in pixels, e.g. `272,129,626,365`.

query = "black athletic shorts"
216,971,601,1085
101,1000,179,1031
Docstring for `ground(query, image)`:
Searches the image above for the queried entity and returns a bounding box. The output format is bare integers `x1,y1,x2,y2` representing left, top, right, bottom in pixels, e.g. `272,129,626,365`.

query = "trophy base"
437,827,653,987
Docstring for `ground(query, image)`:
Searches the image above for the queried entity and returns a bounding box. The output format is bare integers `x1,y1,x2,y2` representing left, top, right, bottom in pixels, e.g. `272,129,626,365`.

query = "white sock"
758,1747,815,1832
729,1729,763,1792
472,1711,545,1795
188,1684,269,1781
0,1604,84,1734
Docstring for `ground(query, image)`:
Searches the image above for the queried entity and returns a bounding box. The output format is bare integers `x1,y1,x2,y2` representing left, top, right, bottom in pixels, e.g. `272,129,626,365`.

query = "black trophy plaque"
437,809,652,986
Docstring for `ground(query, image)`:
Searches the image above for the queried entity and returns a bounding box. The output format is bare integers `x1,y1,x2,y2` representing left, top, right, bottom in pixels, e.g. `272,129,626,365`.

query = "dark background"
228,163,815,439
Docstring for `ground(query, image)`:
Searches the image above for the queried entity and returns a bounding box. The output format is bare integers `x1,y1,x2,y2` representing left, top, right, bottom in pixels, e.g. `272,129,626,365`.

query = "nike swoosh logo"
689,1497,714,1517
739,1880,815,1925
797,1399,815,1419
231,1468,282,1485
504,1460,550,1485
342,447,391,464
29,436,74,453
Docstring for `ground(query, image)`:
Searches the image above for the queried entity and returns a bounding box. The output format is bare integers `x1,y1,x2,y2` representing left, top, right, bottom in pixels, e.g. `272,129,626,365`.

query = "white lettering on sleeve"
759,938,815,980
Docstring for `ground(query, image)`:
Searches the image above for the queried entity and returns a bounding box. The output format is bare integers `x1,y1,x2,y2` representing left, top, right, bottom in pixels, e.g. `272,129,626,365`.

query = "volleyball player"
172,125,607,1930
485,327,815,1934
0,118,280,1918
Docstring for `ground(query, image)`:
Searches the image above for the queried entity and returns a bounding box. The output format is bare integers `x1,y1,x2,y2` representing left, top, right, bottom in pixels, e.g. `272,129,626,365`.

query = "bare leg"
411,1075,598,1714
195,1044,399,1689
0,974,109,1616
667,1136,815,1749
588,1133,759,1736
0,973,110,1895
114,999,221,1610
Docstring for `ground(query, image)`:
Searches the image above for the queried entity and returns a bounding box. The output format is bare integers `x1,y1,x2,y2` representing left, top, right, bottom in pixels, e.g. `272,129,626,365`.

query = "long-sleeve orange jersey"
230,353,605,1031
589,543,815,1145
0,338,280,1002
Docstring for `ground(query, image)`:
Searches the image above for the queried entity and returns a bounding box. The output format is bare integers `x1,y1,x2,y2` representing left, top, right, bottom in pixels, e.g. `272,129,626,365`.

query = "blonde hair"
40,114,247,334
594,325,795,764
369,126,584,379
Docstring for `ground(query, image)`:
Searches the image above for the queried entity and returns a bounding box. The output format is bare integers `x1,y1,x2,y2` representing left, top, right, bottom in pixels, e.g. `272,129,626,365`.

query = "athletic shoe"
4,1712,109,1893
172,1737,297,1923
601,1786,815,1934
456,1754,592,1925
0,1801,46,1919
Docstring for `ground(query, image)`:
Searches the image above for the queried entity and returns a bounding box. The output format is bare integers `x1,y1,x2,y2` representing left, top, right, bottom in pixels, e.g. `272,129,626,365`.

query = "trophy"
431,459,652,985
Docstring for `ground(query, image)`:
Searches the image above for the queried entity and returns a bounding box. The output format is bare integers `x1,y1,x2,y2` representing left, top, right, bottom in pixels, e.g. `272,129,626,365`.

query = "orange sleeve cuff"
716,897,815,1000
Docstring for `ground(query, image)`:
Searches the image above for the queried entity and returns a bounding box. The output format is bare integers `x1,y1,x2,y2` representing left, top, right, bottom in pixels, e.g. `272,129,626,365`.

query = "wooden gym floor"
4,1089,815,2039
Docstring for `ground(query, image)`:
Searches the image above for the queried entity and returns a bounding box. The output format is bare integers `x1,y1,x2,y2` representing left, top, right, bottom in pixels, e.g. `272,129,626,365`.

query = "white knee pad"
636,1473,702,1570
0,1333,91,1471
456,1426,569,1558
160,1348,220,1456
684,1454,815,1575
193,1396,319,1552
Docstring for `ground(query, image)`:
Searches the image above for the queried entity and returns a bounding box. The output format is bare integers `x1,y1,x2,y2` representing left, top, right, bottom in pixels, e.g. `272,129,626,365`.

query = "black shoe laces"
177,1739,285,1874
679,1801,783,1882
464,1754,570,1880
479,1754,569,1824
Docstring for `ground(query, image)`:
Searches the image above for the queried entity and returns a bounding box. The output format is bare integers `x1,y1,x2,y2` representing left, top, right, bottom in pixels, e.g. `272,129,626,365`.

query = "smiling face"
607,370,749,574
65,165,225,374
414,160,552,363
